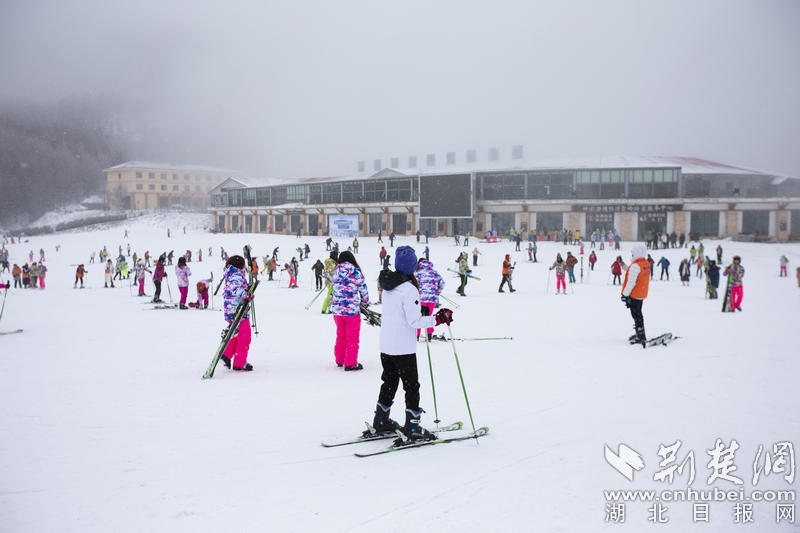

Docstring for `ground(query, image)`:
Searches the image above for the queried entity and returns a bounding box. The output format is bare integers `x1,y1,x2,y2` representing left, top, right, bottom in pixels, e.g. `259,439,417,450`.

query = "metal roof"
104,161,243,175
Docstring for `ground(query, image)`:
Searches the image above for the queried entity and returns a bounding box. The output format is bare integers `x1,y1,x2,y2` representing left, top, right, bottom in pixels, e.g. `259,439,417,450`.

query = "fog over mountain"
1,0,798,210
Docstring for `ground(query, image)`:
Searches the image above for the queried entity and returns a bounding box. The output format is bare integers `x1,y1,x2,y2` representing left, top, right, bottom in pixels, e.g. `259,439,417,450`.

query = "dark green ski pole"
446,323,477,436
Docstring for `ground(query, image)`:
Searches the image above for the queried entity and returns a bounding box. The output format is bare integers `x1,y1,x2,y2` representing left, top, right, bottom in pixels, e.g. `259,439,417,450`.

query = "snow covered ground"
1,215,798,532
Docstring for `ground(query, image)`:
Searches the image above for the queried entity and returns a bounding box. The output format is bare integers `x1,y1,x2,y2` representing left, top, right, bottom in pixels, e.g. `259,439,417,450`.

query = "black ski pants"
499,274,513,291
153,280,162,300
315,274,322,290
628,298,645,332
377,353,421,413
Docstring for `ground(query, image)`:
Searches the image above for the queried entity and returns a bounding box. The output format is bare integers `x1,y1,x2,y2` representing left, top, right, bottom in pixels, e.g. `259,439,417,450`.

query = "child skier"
175,257,192,308
74,264,86,288
283,262,298,288
611,256,623,285
104,259,115,288
414,257,445,340
135,259,150,296
152,257,167,302
194,278,211,309
723,256,745,312
779,255,789,277
221,255,254,371
549,254,568,294
365,245,453,441
330,251,369,370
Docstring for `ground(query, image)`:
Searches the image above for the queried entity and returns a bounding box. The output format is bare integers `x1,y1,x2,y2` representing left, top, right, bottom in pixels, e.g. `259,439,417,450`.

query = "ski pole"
251,301,259,335
0,286,8,321
449,336,513,341
304,288,326,310
446,323,477,436
546,269,551,292
166,277,173,303
424,333,440,427
607,271,612,285
580,257,584,284
570,276,574,294
438,294,461,309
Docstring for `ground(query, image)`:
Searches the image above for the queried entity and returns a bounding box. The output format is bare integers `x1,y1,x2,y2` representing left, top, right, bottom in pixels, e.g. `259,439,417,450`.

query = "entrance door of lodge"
638,212,667,241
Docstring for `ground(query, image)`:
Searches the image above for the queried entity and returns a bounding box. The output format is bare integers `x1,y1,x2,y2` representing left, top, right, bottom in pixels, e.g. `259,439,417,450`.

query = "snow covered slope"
0,223,797,532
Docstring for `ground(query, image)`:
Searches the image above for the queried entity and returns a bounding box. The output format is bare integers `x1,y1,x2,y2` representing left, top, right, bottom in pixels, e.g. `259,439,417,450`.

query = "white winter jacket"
379,280,436,356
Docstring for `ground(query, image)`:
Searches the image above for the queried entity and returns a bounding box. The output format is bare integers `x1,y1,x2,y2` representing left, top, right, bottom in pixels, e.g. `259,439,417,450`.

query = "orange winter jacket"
622,257,650,299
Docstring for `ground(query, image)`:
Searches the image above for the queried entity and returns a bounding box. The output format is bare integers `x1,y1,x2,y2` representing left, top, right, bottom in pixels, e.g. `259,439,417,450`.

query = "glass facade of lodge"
211,166,800,240
216,168,798,208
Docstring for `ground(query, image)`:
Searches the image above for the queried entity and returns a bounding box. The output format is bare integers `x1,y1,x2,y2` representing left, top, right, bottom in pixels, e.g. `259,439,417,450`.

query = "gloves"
420,305,430,316
621,295,632,308
435,308,454,326
243,292,255,302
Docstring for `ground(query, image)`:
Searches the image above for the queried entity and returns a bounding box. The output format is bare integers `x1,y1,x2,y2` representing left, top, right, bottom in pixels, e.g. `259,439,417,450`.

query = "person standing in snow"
456,252,470,296
779,255,789,277
620,244,651,344
364,245,453,441
320,257,337,313
473,247,482,266
611,256,623,285
706,260,720,299
104,259,115,288
723,255,745,312
414,257,445,341
678,258,691,286
283,262,298,288
716,245,723,263
220,255,254,371
565,251,578,283
135,259,150,296
588,251,597,271
330,251,369,371
175,256,192,308
498,254,516,293
37,262,47,289
550,253,568,294
152,257,167,303
73,264,86,288
656,256,670,280
312,259,324,290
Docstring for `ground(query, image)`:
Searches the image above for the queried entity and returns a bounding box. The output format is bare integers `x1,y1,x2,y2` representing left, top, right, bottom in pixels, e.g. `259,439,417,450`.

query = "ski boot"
220,355,232,369
633,327,647,345
233,363,253,371
362,403,401,438
396,408,437,445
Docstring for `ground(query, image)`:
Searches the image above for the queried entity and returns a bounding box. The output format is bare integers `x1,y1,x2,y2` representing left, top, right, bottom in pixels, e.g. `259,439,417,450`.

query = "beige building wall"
673,211,687,235
106,166,227,210
725,211,739,235
776,210,789,242
619,212,634,241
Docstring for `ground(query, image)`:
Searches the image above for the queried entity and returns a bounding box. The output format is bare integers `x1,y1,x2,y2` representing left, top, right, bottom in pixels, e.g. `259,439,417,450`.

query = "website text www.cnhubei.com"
605,488,796,502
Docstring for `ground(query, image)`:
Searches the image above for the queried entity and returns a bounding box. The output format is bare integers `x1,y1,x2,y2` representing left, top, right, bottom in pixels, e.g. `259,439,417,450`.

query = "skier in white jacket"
364,245,454,443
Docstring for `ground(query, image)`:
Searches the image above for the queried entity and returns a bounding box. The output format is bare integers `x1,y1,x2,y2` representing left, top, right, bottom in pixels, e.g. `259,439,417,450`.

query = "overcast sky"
1,0,798,179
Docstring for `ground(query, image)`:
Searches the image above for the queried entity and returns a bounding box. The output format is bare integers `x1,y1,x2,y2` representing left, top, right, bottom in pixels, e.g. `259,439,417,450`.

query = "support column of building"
673,211,687,236
618,212,634,241
566,212,580,235
775,210,790,242
725,211,739,236
518,212,531,235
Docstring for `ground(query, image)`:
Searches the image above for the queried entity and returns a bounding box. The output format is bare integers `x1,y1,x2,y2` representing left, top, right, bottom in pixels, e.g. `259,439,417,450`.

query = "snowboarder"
366,245,453,441
330,251,369,370
620,244,651,344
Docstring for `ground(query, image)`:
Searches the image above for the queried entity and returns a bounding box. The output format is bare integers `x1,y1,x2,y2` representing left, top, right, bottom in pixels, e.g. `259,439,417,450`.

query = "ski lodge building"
202,156,800,242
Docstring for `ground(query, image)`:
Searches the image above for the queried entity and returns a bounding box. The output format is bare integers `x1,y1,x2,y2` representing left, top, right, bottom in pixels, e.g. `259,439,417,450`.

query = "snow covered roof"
104,161,243,175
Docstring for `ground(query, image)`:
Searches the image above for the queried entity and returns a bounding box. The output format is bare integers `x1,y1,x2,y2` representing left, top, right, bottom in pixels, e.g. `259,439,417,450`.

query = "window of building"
387,179,411,202
364,181,385,202
118,173,121,179
160,173,167,179
287,185,309,203
136,183,143,190
256,188,271,205
691,211,720,237
173,185,179,191
161,185,167,191
274,215,284,232
231,215,239,231
323,184,341,203
195,186,201,191
492,213,516,235
742,211,770,235
535,212,563,232
206,175,212,181
195,175,200,181
182,174,189,181
309,184,323,204
136,172,143,179
184,185,190,191
342,182,362,203
148,172,155,179
149,184,155,190
368,214,383,234
173,174,178,180
259,215,268,231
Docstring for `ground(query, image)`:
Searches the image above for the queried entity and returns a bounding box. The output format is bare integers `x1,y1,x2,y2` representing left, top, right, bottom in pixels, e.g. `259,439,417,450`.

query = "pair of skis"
629,332,679,348
360,303,381,327
446,268,481,281
321,422,489,457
